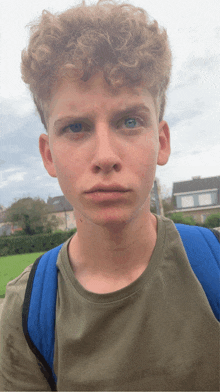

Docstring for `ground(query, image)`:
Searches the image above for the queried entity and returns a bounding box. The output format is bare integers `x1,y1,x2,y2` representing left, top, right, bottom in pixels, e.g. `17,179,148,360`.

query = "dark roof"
47,196,74,213
173,176,220,196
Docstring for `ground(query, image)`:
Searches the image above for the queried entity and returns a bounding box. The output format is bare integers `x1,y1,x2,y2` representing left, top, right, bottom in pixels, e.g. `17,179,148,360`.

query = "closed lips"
85,184,129,193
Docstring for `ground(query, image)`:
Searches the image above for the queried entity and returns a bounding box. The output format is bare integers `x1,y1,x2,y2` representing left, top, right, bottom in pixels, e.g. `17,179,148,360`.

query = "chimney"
192,176,201,180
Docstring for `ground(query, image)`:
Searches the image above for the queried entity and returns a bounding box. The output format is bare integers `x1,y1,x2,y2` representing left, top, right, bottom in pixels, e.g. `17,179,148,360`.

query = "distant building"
47,196,76,231
0,197,76,236
0,210,23,236
0,206,10,236
0,206,22,235
169,176,220,223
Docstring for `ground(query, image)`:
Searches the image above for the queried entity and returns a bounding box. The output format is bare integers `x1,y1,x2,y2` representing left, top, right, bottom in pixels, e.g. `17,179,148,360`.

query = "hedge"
0,229,77,257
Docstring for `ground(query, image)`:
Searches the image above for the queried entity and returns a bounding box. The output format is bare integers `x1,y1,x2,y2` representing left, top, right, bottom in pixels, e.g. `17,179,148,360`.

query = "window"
181,195,194,208
198,193,212,206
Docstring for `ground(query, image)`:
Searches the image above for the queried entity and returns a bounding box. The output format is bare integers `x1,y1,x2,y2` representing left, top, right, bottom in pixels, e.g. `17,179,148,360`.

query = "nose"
90,123,122,174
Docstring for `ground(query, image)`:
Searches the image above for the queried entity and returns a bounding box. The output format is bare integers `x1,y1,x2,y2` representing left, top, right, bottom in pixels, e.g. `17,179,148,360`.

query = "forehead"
47,72,157,126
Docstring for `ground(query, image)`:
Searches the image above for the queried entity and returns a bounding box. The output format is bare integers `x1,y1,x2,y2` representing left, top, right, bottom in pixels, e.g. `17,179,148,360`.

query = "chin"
79,208,134,228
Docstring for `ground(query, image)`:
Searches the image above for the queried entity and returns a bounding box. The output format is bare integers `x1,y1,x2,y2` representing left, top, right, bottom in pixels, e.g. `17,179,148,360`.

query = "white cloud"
0,169,26,189
1,145,23,154
9,96,35,118
2,168,18,173
9,172,26,182
0,94,35,118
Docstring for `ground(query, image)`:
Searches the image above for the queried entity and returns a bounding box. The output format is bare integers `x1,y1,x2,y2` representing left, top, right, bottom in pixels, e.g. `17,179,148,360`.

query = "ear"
39,134,57,178
157,120,171,166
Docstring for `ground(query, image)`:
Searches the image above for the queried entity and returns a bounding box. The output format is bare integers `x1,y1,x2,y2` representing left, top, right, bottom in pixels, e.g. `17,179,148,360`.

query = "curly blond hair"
21,0,172,130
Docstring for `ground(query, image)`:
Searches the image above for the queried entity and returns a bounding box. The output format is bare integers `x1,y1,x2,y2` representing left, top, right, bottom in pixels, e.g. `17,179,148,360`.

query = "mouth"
85,184,129,193
84,190,130,202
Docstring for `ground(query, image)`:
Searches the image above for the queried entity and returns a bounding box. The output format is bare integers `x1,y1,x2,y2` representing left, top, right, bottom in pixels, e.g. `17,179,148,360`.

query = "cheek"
52,153,82,206
51,143,80,184
131,137,158,179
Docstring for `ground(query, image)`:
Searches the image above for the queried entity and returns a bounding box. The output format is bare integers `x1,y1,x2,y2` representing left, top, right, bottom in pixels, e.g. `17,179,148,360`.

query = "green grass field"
0,252,43,298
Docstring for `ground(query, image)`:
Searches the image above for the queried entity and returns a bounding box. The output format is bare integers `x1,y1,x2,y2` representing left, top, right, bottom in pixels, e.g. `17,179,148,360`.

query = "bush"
0,228,77,257
169,212,196,226
203,213,220,229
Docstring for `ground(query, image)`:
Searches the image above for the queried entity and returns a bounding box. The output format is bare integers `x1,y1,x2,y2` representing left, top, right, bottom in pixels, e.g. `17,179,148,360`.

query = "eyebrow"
53,104,151,130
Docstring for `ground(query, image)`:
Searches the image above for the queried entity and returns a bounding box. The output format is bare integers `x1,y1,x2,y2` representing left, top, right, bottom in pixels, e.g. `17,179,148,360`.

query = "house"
0,205,23,236
0,206,10,236
169,176,220,223
0,197,76,236
47,196,76,231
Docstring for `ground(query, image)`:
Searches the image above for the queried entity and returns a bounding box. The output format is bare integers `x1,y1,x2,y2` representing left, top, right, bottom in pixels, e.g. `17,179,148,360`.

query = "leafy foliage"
4,197,61,235
203,213,220,228
0,228,77,257
150,180,173,214
169,212,196,226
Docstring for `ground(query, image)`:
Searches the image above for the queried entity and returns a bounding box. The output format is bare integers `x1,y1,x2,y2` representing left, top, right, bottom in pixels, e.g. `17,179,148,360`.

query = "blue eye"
124,118,139,128
68,123,83,132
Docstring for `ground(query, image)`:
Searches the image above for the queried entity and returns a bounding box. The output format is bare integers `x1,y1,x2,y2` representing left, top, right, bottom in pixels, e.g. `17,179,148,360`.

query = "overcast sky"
1,0,220,208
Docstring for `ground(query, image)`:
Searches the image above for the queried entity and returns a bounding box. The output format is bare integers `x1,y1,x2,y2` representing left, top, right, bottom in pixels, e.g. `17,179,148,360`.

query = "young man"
0,0,219,391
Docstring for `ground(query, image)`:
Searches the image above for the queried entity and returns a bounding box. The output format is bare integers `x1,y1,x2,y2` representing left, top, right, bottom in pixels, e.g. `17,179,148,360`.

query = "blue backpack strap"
22,243,63,390
175,224,220,321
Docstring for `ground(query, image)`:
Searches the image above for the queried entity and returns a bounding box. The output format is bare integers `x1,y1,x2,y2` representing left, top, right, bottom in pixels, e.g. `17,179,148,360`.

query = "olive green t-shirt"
0,215,219,391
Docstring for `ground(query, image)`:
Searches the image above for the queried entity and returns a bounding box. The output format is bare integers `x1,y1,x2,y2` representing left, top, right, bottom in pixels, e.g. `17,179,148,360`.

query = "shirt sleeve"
0,271,51,391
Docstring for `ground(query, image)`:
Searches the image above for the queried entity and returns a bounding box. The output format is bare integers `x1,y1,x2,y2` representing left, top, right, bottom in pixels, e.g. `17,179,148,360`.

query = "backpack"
22,224,220,391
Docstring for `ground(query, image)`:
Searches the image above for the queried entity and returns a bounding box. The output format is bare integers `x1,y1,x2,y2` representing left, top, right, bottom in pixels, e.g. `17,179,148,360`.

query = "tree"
150,179,173,215
203,213,220,229
5,197,60,235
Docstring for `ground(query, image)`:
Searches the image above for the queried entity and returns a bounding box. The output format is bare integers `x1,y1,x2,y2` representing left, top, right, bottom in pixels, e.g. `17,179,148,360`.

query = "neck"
68,205,157,280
